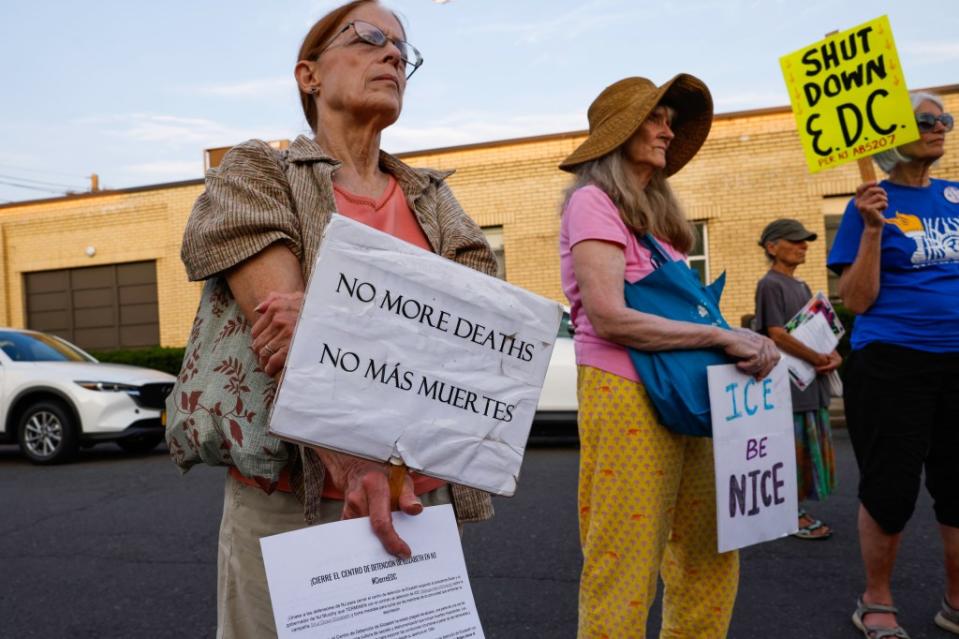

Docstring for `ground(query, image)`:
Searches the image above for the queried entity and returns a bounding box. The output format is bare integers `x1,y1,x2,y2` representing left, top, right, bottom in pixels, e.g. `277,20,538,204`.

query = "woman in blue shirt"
828,91,959,639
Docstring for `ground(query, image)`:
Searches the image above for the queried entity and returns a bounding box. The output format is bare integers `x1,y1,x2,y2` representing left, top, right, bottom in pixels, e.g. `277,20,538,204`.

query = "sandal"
935,597,959,635
792,509,832,540
851,597,910,638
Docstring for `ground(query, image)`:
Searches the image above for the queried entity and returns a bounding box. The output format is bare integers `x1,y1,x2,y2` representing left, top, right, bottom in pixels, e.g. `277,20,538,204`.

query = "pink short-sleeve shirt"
559,184,686,382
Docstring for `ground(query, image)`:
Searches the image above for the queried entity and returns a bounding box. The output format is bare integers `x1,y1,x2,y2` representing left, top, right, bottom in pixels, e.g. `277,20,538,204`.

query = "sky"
1,0,957,204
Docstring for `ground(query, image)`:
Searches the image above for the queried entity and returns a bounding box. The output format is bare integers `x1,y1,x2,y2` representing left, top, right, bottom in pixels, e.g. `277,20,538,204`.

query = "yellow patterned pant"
577,366,739,639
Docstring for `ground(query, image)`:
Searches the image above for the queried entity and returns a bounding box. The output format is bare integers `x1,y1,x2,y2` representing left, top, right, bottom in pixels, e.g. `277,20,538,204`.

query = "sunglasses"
320,20,424,79
916,112,954,133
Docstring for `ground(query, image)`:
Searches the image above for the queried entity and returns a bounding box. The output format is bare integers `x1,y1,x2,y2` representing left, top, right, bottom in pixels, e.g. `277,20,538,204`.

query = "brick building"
0,86,956,351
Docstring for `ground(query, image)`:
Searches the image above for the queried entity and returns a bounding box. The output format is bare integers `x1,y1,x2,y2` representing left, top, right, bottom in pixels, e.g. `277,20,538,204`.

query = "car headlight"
75,381,140,393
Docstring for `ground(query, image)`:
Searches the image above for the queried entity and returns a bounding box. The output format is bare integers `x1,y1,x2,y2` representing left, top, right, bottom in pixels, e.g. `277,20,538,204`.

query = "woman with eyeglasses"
174,2,496,636
828,91,959,639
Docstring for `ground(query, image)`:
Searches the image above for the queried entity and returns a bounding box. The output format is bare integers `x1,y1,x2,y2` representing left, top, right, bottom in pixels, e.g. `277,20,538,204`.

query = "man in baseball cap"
759,218,818,251
754,216,839,544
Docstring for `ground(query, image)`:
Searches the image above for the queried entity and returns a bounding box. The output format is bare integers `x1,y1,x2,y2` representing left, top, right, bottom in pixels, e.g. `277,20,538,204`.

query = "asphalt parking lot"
0,430,949,638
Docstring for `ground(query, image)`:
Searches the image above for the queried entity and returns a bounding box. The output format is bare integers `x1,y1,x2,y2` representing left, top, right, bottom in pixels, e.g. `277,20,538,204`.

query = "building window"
824,214,843,302
482,226,506,279
688,222,708,283
822,195,851,303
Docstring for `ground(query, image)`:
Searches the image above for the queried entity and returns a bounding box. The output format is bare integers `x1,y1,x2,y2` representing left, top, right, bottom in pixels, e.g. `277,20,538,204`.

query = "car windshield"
0,331,95,363
558,311,574,338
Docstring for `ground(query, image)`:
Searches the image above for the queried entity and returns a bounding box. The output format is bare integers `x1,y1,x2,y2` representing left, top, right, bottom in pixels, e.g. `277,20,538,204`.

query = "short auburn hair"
297,0,405,132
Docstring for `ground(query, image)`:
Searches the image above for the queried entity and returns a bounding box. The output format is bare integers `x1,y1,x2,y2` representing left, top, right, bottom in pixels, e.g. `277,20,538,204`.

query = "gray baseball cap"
758,218,817,246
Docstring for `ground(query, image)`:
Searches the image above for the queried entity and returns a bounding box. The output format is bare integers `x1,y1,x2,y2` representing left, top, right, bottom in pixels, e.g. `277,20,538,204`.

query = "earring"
310,87,318,95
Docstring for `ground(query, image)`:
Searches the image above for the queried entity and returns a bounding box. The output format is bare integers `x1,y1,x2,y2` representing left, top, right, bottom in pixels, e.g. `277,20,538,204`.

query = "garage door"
24,261,160,351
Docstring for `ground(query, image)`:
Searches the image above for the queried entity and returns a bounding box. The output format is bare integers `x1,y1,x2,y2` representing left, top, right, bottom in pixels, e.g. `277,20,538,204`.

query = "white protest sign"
261,505,485,639
781,311,837,390
269,215,563,496
708,361,798,553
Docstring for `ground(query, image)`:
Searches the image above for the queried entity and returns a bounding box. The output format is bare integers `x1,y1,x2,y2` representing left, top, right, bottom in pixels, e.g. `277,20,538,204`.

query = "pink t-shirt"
333,175,432,251
559,184,687,382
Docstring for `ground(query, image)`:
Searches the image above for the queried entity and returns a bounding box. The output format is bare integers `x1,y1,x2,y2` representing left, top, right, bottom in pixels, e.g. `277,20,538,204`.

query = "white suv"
0,329,175,464
535,311,577,426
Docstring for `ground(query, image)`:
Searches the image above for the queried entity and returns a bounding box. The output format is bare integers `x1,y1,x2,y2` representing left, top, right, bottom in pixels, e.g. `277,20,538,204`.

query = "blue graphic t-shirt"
827,178,959,353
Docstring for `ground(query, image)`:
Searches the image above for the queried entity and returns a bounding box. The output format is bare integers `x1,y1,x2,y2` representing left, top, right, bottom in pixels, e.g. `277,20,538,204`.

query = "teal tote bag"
623,234,732,437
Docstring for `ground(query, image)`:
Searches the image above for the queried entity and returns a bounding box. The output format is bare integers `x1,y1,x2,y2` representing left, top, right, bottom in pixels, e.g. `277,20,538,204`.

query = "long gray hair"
561,146,694,254
873,91,945,173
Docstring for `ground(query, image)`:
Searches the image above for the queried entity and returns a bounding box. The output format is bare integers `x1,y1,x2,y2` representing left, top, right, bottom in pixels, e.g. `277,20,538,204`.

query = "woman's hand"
815,350,842,374
838,184,887,313
854,181,888,229
721,328,780,379
251,291,304,376
319,450,423,558
810,352,831,369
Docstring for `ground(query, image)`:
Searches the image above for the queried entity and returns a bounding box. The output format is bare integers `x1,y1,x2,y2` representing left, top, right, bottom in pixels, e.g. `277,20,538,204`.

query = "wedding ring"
263,344,275,356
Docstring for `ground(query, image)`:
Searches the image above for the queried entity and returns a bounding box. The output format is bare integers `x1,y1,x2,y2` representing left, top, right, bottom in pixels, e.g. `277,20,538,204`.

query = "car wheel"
17,400,78,464
116,432,164,455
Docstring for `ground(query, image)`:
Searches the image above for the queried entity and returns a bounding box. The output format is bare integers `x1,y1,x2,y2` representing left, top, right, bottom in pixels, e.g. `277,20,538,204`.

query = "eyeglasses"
319,20,424,79
916,112,954,133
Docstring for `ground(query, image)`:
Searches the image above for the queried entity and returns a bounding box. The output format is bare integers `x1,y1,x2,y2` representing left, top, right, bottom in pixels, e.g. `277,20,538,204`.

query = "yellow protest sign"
780,15,918,173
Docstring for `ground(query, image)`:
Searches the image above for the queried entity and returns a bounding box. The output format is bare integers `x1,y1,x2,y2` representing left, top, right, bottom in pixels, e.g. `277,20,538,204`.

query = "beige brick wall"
400,134,583,305
0,87,955,347
0,183,204,347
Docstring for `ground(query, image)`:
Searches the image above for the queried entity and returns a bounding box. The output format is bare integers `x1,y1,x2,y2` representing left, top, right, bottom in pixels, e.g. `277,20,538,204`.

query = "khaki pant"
216,472,451,639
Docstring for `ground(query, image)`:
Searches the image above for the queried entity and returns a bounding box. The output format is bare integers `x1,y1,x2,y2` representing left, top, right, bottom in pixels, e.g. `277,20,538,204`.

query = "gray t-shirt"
753,270,830,412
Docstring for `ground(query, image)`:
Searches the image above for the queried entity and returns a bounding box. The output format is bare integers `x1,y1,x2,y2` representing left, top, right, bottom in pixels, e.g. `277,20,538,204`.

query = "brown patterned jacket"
180,134,496,524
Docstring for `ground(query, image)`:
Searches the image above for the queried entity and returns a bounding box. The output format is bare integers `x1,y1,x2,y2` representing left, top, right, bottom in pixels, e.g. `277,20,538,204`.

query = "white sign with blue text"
708,361,798,553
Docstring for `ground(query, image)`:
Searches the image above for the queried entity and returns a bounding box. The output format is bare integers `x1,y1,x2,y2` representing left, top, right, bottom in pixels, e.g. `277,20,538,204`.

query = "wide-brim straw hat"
559,73,713,176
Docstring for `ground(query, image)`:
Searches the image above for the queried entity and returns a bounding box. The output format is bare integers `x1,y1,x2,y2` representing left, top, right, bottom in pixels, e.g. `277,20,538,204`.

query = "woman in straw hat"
559,75,778,637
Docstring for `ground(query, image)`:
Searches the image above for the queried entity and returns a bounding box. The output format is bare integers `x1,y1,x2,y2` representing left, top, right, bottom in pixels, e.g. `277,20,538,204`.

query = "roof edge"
395,82,959,158
0,177,204,210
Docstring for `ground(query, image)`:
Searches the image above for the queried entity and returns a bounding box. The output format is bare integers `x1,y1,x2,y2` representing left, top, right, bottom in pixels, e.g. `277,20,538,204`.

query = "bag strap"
637,233,674,269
